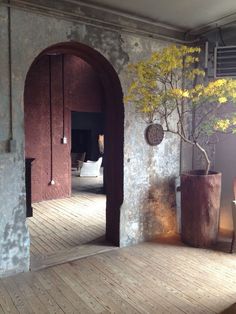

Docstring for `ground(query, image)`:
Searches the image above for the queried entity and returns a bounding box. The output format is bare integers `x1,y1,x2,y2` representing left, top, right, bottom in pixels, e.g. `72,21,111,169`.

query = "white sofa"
80,157,102,177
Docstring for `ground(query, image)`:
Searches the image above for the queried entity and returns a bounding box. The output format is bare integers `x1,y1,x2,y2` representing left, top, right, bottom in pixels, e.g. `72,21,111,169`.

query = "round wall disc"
145,123,164,146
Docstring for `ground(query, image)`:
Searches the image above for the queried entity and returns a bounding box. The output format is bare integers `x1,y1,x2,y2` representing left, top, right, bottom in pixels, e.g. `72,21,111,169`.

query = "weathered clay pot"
181,170,221,248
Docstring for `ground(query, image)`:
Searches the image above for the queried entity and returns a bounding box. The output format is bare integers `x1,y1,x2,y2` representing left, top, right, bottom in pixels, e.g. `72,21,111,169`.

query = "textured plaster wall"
0,6,10,152
121,116,180,244
0,154,30,277
120,38,180,244
0,6,30,277
0,6,180,276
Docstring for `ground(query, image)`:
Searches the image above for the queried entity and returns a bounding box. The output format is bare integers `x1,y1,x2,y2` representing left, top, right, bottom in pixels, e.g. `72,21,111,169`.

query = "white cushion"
80,157,102,177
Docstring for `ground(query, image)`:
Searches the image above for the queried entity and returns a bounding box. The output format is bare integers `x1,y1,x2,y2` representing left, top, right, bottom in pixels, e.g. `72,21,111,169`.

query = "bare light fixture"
61,54,67,145
62,136,67,144
49,55,55,185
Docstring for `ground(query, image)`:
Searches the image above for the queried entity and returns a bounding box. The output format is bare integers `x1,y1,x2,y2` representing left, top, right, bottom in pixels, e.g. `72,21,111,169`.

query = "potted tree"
125,45,236,248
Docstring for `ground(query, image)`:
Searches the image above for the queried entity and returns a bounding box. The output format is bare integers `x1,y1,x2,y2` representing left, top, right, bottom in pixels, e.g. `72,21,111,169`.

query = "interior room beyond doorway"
24,51,112,270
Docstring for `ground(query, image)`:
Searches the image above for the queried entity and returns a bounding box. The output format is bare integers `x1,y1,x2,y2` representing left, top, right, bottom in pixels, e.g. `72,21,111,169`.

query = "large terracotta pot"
181,170,222,248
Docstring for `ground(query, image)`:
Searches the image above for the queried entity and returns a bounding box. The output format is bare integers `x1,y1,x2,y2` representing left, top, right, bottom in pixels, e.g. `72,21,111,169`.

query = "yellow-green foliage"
125,45,236,134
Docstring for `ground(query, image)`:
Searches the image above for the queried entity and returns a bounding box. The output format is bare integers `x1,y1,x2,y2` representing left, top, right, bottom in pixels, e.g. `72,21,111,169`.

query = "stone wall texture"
0,4,180,276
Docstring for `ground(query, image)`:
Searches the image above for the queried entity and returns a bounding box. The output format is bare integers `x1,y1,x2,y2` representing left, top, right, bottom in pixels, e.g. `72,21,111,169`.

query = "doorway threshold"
30,240,117,271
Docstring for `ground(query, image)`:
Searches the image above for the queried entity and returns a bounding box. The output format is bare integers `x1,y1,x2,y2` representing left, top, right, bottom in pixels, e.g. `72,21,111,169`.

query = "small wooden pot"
181,170,222,248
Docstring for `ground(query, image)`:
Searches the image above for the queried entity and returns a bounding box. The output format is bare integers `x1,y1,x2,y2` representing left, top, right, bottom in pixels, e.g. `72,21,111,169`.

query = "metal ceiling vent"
214,46,236,78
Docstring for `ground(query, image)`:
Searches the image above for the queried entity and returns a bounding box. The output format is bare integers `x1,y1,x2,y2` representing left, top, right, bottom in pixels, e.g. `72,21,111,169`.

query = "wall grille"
214,46,236,78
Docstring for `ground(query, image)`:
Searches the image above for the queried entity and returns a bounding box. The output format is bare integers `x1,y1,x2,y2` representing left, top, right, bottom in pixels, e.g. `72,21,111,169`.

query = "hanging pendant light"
49,55,55,185
61,54,67,144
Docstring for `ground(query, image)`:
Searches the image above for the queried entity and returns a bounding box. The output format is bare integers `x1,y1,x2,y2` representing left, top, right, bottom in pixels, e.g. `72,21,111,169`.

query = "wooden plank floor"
27,193,106,257
1,240,236,313
27,173,107,269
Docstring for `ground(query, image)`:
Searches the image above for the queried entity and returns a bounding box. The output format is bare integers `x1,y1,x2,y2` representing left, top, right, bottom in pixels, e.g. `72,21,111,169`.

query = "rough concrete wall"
0,6,10,152
0,6,180,276
120,115,180,245
120,39,180,245
25,54,103,202
0,6,30,277
0,154,30,277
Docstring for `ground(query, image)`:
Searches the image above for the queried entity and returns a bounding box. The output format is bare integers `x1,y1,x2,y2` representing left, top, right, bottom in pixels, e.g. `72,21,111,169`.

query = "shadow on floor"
212,229,233,254
71,169,105,194
220,303,236,314
30,237,117,271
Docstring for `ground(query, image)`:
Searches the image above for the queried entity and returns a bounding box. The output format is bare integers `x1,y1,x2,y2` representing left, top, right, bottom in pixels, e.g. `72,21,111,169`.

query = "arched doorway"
24,42,124,266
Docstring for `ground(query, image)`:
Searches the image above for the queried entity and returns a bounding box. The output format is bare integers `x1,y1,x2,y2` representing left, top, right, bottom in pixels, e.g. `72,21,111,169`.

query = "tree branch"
195,142,211,174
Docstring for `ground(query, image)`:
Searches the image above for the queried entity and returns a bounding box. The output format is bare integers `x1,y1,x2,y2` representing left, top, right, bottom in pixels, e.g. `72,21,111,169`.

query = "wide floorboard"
27,193,106,257
1,240,236,313
27,173,107,270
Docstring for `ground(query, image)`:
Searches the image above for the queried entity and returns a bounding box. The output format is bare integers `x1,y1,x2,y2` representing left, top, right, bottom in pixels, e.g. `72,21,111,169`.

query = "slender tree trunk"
195,143,211,175
164,129,211,175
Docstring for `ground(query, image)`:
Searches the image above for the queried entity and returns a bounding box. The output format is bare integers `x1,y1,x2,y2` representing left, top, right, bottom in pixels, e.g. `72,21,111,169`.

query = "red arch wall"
24,54,104,202
25,42,124,246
